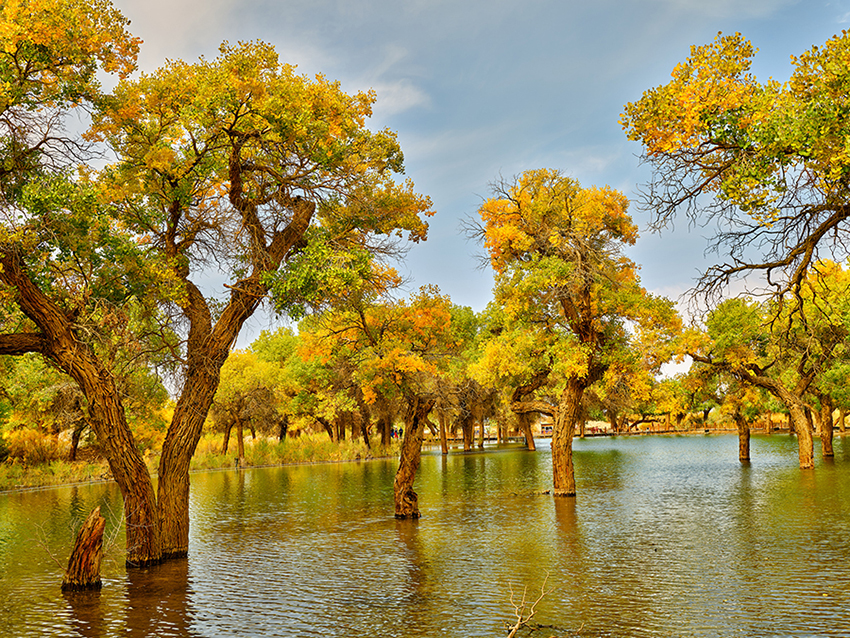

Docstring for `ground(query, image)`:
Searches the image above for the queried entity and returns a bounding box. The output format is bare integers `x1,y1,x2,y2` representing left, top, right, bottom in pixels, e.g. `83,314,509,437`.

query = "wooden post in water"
62,506,106,591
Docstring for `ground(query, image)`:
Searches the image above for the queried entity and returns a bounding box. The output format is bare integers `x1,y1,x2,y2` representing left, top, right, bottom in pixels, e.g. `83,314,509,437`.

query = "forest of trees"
3,2,850,573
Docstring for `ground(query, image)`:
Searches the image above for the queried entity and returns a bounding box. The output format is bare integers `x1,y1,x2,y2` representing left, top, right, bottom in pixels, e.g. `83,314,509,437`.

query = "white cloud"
370,79,431,117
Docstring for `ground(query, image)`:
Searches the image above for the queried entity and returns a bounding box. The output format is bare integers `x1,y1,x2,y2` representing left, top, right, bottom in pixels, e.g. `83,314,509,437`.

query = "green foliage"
705,298,768,361
264,228,373,321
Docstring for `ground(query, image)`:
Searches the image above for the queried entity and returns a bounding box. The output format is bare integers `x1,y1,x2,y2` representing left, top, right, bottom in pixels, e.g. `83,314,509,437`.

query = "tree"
622,32,850,304
88,40,432,560
303,286,459,518
472,169,680,496
211,351,286,462
686,262,850,469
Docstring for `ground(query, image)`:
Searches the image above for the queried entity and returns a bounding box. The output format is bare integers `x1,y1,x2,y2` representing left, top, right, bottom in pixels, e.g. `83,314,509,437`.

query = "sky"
110,0,850,342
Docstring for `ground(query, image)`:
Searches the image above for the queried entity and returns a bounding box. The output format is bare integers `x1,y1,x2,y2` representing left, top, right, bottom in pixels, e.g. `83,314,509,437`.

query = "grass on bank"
0,431,402,492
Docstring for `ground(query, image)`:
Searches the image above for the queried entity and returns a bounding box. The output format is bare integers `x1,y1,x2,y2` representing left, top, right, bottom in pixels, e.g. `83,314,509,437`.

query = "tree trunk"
552,378,584,497
788,402,814,469
236,415,246,463
68,419,87,462
438,409,448,455
734,410,750,462
821,399,834,458
517,412,537,451
606,409,618,435
840,409,846,434
393,395,435,519
156,197,315,562
277,414,289,442
475,405,485,449
62,507,106,591
459,414,473,451
221,421,233,455
157,357,221,560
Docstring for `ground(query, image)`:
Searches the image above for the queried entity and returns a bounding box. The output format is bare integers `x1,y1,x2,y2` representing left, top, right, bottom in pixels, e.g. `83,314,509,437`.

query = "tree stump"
61,506,106,591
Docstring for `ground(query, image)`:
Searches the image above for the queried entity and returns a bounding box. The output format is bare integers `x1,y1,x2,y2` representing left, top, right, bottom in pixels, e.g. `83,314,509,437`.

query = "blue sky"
112,0,850,335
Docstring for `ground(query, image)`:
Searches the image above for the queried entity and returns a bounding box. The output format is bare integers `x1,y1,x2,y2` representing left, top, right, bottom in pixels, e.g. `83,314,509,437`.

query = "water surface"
2,434,849,637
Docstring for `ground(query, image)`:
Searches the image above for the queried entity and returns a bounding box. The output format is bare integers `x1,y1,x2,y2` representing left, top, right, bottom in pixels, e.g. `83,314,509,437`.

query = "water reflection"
3,435,850,636
63,588,104,638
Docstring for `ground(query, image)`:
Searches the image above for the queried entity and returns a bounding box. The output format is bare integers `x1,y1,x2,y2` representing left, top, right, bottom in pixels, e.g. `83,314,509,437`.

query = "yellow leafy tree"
473,169,680,496
622,31,850,302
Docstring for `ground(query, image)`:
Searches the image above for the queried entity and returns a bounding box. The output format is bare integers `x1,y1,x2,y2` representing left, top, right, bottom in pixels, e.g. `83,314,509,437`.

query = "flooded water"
2,434,850,637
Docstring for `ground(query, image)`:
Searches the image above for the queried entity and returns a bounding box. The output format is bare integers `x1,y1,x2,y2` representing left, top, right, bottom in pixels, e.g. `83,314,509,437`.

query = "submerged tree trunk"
157,197,316,562
475,405,485,449
62,507,106,591
459,413,473,451
552,378,585,497
821,400,834,458
734,410,750,462
438,409,448,455
393,395,436,519
158,346,223,560
788,402,814,469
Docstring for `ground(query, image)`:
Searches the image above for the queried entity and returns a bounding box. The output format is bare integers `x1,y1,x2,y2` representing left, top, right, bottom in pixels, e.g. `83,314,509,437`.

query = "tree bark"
236,415,246,463
221,421,233,455
62,507,106,591
552,378,583,497
393,395,435,519
517,413,536,451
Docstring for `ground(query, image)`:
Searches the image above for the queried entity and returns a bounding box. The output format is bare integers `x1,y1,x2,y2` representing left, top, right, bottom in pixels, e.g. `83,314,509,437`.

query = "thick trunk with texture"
552,378,584,497
62,507,106,591
788,402,814,469
158,364,220,558
393,396,435,519
459,414,473,451
157,195,315,561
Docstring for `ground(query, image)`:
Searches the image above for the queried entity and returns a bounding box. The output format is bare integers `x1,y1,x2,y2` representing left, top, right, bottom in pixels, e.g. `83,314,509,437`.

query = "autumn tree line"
1,0,850,569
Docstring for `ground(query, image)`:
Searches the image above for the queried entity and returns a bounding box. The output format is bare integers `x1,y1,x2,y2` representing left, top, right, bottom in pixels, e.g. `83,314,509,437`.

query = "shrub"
6,428,60,464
